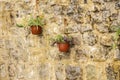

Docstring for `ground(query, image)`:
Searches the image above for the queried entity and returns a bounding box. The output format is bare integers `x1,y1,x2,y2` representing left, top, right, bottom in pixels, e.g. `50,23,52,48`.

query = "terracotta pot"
31,26,42,35
57,42,70,52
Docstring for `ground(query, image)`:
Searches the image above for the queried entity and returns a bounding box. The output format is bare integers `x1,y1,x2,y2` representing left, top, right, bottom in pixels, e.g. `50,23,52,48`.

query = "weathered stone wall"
0,0,120,80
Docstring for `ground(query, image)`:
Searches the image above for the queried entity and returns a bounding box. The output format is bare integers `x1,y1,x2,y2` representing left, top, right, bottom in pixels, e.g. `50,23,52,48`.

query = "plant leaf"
16,24,24,27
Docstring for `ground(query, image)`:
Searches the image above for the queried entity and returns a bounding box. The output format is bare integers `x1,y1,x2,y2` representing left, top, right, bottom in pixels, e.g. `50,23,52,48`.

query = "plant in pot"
52,35,73,52
16,16,45,35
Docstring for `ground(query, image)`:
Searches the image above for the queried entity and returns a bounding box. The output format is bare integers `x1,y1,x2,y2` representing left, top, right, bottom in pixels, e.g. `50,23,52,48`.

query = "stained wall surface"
0,0,120,80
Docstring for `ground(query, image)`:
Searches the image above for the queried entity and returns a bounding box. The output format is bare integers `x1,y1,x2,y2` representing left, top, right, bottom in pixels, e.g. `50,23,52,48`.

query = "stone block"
113,64,120,80
91,12,103,23
72,34,82,45
72,14,84,23
99,34,113,46
95,23,109,33
0,49,9,61
39,63,52,80
84,45,111,61
66,5,76,16
80,24,93,33
102,10,111,19
65,65,83,80
115,1,120,9
117,12,120,22
113,48,120,61
55,52,70,60
53,4,63,15
104,0,116,2
64,24,80,33
55,63,65,80
104,2,116,15
0,39,5,48
82,32,97,46
8,63,16,77
75,48,87,61
70,0,79,5
106,65,118,80
109,13,118,21
86,64,97,80
92,0,104,3
0,64,8,78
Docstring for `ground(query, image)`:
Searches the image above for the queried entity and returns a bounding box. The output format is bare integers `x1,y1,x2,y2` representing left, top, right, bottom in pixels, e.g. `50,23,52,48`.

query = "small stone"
104,0,115,2
75,48,87,61
95,23,109,33
104,2,116,15
64,25,80,33
16,62,25,79
44,7,53,14
82,32,97,46
24,0,30,3
117,12,120,23
102,10,111,19
104,0,112,2
110,21,120,32
91,12,103,23
0,49,9,61
113,65,120,75
55,63,65,80
67,5,76,16
61,5,68,15
56,52,70,60
77,6,84,13
87,45,111,61
72,34,82,45
110,13,118,21
65,65,83,80
39,64,50,80
72,14,83,23
113,48,120,60
53,5,63,15
8,63,16,77
86,65,97,80
70,0,79,5
4,2,12,10
115,1,120,9
99,34,113,46
92,0,104,3
80,24,93,33
0,64,7,77
106,65,117,80
0,39,5,48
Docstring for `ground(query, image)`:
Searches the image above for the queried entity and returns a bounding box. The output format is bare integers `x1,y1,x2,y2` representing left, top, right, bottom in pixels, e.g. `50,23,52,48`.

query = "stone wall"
0,0,120,80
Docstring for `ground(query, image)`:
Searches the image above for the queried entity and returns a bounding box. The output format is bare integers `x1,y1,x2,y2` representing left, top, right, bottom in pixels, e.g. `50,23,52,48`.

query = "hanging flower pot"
31,26,42,35
28,16,45,35
57,42,70,52
16,16,45,35
52,35,73,52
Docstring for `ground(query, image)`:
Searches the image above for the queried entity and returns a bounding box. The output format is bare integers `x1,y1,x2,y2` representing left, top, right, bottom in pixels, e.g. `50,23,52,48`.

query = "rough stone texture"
75,48,87,61
0,0,120,80
106,65,117,80
86,64,97,80
65,65,83,80
55,63,65,80
82,32,97,46
99,34,113,46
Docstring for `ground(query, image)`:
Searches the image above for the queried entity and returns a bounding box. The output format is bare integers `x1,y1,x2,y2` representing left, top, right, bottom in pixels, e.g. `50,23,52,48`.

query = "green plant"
28,16,45,27
113,28,120,49
16,16,45,27
51,35,73,45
